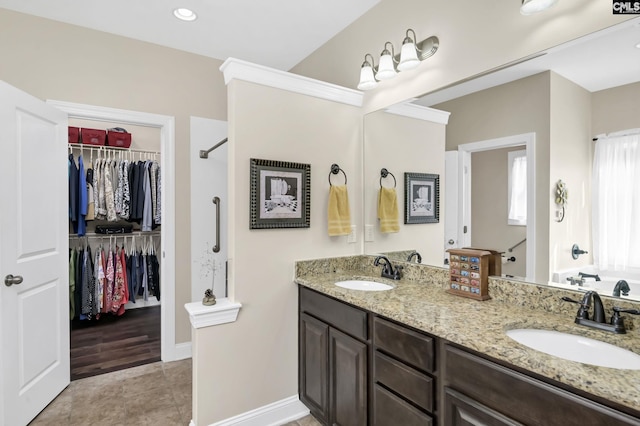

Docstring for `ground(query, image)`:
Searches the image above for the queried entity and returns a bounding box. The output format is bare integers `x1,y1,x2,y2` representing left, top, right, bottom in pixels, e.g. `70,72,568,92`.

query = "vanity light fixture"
357,29,439,91
173,7,197,21
520,0,558,15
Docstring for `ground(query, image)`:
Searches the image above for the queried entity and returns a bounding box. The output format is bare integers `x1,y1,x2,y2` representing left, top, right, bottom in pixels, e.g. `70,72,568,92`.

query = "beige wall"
0,8,228,344
363,111,445,265
292,0,632,113
592,81,640,135
471,148,527,278
549,74,592,275
193,79,362,425
435,72,551,282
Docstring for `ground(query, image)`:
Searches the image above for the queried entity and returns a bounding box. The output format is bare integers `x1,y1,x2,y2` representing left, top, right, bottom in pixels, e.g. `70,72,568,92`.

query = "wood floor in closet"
70,306,160,381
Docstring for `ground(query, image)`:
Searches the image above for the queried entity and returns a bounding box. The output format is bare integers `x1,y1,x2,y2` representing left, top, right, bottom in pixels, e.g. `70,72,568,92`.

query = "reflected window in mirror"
592,131,640,271
507,150,527,226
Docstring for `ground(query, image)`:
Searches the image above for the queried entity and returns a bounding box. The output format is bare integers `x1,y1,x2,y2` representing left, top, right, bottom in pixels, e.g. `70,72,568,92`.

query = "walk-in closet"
68,118,162,381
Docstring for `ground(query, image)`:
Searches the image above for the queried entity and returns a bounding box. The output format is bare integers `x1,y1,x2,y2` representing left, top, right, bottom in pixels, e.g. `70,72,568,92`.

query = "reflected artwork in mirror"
362,18,640,301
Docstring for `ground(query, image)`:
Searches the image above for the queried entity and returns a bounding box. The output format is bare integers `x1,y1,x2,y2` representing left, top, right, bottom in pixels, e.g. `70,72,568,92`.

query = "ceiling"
0,0,381,71
415,17,640,107
1,3,638,100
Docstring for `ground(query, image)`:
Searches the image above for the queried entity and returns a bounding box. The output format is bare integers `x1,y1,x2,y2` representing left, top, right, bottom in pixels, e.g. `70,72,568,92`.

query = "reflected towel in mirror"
378,187,399,233
328,185,351,236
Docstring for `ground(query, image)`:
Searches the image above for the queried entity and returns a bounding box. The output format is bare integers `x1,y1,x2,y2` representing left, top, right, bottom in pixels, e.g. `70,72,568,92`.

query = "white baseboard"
173,342,192,361
210,395,309,426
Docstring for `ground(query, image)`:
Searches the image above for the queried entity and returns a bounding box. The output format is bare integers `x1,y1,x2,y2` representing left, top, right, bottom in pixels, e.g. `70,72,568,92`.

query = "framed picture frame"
250,158,311,229
404,172,439,224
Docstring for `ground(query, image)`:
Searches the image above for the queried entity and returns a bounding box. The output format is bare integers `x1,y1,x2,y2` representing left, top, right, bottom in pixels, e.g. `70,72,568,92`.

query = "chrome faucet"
406,251,422,264
566,276,584,286
374,256,403,280
561,291,639,334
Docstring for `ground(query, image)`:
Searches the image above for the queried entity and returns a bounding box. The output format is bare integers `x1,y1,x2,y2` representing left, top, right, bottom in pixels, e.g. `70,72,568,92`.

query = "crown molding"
384,101,450,124
220,58,363,107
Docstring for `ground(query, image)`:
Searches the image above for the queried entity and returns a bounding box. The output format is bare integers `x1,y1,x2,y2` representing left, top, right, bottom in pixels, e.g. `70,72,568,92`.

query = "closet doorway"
48,101,177,378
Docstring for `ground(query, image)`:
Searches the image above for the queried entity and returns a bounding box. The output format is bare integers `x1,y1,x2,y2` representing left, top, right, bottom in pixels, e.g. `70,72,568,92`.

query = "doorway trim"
458,132,536,282
46,100,178,361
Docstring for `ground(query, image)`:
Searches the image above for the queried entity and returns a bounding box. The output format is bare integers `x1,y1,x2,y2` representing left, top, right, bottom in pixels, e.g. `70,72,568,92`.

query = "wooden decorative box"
446,248,501,301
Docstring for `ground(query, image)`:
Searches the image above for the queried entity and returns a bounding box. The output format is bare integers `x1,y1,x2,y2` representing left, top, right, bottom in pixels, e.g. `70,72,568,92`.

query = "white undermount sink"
335,280,393,291
506,329,640,370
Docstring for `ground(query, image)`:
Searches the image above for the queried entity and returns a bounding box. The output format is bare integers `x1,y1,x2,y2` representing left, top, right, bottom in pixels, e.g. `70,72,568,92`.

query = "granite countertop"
294,256,640,415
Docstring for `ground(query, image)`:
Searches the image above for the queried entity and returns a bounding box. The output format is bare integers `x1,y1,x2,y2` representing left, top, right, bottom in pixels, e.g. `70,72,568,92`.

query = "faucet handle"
610,307,640,332
612,307,640,315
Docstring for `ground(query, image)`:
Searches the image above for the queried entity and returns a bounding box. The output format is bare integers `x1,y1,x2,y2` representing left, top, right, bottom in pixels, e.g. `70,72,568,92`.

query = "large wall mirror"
363,17,640,299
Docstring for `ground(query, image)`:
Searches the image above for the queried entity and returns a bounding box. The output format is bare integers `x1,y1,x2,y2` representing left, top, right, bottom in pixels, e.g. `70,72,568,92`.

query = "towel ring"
380,168,396,188
329,163,347,185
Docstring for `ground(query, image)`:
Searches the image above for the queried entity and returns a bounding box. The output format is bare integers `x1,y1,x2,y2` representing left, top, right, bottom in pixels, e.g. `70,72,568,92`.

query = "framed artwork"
250,158,311,229
404,172,439,224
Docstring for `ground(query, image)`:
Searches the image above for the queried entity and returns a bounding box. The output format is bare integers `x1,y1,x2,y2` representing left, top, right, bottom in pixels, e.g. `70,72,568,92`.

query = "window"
592,131,640,271
508,150,527,226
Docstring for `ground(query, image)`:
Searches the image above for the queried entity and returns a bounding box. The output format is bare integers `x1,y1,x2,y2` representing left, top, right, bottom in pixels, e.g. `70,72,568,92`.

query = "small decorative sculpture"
554,180,568,222
203,288,217,306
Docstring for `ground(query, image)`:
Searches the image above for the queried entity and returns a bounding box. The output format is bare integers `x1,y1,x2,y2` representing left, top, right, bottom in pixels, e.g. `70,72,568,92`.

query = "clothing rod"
69,231,161,239
68,143,160,155
592,128,640,141
508,238,526,252
199,137,228,159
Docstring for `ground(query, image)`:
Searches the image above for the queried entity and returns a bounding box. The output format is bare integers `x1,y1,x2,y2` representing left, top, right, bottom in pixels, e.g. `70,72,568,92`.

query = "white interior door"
0,81,69,426
444,151,460,261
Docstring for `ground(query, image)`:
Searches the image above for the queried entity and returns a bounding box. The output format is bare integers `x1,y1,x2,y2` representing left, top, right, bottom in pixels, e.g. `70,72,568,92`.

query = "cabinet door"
444,388,523,426
300,313,329,422
329,328,367,426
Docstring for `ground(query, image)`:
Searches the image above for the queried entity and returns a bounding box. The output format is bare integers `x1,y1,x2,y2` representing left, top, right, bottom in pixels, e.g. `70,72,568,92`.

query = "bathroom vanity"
296,256,640,426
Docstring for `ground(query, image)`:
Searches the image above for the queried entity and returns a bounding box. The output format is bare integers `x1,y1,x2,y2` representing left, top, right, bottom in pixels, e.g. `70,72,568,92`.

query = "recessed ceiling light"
636,41,640,49
173,8,197,21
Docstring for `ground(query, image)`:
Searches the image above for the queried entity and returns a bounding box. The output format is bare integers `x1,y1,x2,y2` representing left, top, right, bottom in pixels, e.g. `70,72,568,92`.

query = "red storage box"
68,127,80,144
81,128,106,146
106,130,132,148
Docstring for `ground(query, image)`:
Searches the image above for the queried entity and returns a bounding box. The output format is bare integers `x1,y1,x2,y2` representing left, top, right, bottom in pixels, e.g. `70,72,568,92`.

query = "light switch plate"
365,224,374,242
347,225,357,243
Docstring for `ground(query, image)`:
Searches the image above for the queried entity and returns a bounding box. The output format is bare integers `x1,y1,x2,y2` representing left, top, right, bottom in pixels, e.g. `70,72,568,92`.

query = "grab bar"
508,238,526,252
212,196,221,253
200,137,228,159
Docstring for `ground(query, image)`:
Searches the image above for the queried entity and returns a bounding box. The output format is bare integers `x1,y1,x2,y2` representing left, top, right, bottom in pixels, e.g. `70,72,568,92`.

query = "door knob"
4,274,23,287
448,239,455,245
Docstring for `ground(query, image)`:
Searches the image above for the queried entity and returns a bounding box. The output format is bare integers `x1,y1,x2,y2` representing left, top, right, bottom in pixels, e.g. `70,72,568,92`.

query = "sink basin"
335,280,393,291
506,329,640,370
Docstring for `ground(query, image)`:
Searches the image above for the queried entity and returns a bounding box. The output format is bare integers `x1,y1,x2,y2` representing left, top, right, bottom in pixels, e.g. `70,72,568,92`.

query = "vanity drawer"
445,344,640,425
374,384,434,426
373,316,434,373
374,351,434,413
299,287,368,340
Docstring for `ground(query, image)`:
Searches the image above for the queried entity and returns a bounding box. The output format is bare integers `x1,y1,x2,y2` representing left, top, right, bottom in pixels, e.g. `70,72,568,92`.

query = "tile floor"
29,359,321,426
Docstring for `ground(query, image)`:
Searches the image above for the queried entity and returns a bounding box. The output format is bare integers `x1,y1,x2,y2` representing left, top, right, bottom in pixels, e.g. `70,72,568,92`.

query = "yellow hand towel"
328,185,352,236
378,187,400,233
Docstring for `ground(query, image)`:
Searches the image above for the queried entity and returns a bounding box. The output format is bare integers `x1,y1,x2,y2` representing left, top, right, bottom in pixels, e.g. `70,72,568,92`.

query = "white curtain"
592,131,640,271
508,150,527,226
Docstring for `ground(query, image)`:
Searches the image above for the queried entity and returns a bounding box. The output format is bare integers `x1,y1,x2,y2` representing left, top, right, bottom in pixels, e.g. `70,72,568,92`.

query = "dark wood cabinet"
444,387,523,426
299,287,368,426
443,344,640,426
372,316,436,425
329,328,368,426
300,312,329,423
299,285,640,426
